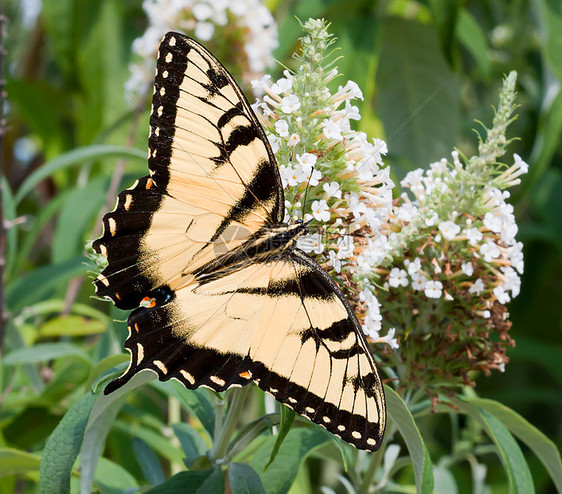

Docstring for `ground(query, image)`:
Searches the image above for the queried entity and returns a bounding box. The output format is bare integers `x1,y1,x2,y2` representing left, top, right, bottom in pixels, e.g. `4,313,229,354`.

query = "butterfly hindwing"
105,253,385,451
93,32,284,308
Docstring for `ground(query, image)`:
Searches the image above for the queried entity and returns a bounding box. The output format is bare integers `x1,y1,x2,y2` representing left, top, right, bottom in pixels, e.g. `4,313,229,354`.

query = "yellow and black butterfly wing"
93,32,283,309
105,252,386,451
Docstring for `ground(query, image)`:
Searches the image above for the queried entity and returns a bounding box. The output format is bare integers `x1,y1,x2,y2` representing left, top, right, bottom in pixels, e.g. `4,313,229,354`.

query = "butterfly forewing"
93,32,283,308
95,31,386,452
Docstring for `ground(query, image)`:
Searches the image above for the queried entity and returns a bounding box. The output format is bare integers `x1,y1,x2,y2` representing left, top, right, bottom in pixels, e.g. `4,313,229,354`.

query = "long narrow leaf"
14,145,145,204
467,398,562,492
3,342,92,366
453,398,534,493
39,392,97,494
385,385,434,494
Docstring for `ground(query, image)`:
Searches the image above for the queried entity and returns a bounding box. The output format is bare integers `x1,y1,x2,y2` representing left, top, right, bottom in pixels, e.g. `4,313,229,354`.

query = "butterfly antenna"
301,164,315,221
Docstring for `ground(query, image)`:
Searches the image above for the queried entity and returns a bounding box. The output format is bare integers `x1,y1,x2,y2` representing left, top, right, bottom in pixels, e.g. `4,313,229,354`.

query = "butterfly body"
94,32,386,451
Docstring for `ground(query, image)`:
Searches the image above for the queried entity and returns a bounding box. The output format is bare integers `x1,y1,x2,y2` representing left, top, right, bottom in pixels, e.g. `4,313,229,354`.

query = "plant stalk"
209,386,250,463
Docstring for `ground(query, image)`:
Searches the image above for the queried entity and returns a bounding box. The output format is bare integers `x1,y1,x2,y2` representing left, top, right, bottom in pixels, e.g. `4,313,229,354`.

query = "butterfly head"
261,221,308,254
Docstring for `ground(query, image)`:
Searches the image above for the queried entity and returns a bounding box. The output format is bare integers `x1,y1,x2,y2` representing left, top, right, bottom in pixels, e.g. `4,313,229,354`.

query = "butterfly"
93,32,386,451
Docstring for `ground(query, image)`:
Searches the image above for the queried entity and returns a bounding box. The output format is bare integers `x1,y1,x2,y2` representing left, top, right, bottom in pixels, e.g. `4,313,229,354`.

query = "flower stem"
209,386,250,463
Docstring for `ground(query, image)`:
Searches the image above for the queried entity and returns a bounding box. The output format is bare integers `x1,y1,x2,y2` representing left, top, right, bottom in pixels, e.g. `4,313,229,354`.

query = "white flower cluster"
125,0,278,97
251,22,395,345
390,150,527,306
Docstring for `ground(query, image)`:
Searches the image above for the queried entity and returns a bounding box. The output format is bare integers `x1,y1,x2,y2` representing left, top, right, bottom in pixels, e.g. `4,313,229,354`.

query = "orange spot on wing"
115,293,121,300
239,371,252,379
146,178,153,189
134,323,139,332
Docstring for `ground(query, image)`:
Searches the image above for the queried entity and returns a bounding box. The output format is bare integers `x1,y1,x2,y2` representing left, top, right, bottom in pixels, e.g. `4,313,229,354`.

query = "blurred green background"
1,0,561,492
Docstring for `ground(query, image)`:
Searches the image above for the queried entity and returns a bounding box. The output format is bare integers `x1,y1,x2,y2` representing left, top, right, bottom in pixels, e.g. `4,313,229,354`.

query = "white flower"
270,77,292,94
424,280,443,299
322,119,344,141
296,153,317,168
251,74,272,92
480,241,501,262
469,278,485,295
328,250,342,273
311,200,331,222
493,286,511,304
336,235,355,259
295,155,321,186
267,134,280,153
287,133,300,147
281,165,299,187
461,262,474,276
377,328,399,349
360,287,382,340
339,80,363,100
513,153,529,174
396,202,419,222
275,119,289,137
195,22,215,42
411,274,426,291
426,211,438,226
465,227,483,245
192,3,213,21
344,101,360,120
297,233,323,253
438,220,461,240
388,268,408,288
323,181,342,199
281,94,301,113
507,241,524,273
501,266,521,297
405,258,421,276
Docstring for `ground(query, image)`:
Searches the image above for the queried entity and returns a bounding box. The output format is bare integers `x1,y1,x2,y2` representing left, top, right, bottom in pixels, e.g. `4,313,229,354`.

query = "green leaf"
85,354,129,391
11,188,70,279
3,342,92,366
265,405,295,470
52,177,107,264
385,385,434,494
39,392,97,494
79,391,127,494
41,0,77,78
427,0,459,65
5,79,68,157
154,381,215,438
248,427,330,494
75,0,128,144
456,9,491,77
145,468,224,494
6,257,88,311
540,0,562,82
39,315,106,338
467,398,562,493
376,17,460,171
0,448,41,477
17,299,110,325
433,465,458,494
172,423,209,468
93,457,139,494
14,145,145,204
229,463,266,494
133,437,165,486
112,421,185,465
528,90,562,193
1,177,17,280
453,398,534,493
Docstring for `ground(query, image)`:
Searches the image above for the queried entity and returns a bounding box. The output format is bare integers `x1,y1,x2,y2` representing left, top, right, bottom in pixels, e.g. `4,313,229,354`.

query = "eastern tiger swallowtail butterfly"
93,32,386,451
